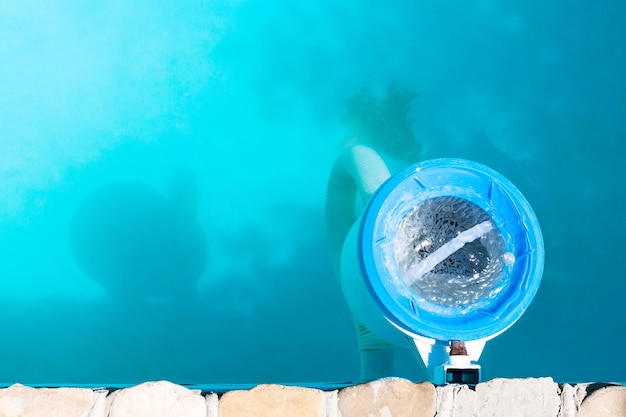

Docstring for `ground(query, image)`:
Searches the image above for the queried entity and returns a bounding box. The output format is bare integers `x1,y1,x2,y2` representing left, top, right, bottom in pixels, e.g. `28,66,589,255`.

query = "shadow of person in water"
69,167,207,306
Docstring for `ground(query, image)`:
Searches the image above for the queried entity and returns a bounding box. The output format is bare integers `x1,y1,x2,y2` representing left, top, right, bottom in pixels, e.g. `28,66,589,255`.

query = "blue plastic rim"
358,158,545,341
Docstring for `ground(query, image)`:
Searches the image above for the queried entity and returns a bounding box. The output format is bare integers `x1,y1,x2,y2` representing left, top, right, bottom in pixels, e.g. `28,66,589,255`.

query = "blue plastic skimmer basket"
358,158,544,342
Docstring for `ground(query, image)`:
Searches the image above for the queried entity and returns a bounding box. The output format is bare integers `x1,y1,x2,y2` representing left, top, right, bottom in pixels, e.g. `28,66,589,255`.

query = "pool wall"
1,378,624,416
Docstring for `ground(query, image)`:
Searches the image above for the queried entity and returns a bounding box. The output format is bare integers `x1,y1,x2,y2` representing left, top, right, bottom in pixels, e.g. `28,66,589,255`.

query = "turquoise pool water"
0,0,624,385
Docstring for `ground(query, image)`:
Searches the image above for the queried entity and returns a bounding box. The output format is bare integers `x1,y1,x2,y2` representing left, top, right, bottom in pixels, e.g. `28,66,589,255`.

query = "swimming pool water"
0,0,624,385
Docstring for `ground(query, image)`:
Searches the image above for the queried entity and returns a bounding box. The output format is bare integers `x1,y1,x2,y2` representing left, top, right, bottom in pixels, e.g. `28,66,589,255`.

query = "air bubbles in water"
394,197,507,315
502,252,515,265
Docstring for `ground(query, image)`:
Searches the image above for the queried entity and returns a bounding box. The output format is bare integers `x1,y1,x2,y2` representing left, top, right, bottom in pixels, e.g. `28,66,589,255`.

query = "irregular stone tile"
218,384,327,417
0,384,102,417
90,389,110,417
206,393,219,417
450,377,560,417
435,384,461,417
325,390,339,417
559,383,580,417
577,385,626,417
107,381,206,417
338,378,436,417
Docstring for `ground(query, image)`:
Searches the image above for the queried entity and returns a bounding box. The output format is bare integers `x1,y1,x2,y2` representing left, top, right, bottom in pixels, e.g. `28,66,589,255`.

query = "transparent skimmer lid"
359,159,544,341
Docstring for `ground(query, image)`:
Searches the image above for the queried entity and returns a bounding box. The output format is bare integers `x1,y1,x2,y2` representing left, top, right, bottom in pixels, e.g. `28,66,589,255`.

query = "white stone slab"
0,384,103,417
437,377,560,417
107,381,206,417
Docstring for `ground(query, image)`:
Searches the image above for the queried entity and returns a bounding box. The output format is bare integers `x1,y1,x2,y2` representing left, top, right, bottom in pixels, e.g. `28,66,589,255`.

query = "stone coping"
0,378,624,417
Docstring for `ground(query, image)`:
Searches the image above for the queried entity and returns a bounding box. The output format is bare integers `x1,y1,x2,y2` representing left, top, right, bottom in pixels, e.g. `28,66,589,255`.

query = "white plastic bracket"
407,336,487,385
